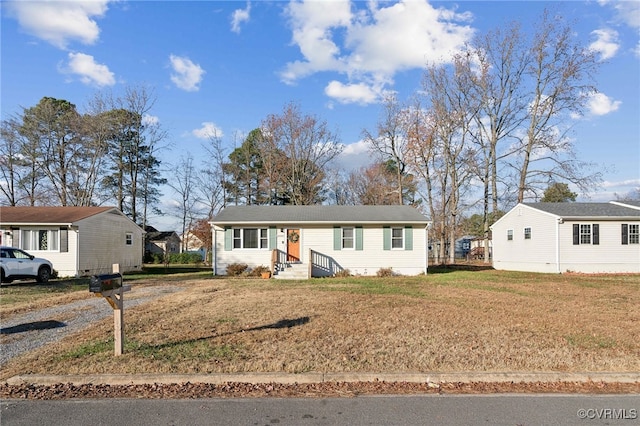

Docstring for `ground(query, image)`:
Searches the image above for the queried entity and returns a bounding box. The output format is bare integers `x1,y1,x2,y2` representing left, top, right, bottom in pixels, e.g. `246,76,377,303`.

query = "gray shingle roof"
523,202,640,218
212,205,429,225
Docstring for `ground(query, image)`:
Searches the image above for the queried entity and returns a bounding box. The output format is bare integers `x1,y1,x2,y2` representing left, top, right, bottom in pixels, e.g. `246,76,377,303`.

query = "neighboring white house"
0,206,144,277
210,205,431,278
491,201,640,274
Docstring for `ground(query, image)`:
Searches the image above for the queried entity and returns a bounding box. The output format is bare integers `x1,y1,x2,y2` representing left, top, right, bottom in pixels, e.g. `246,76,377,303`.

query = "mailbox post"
89,264,131,356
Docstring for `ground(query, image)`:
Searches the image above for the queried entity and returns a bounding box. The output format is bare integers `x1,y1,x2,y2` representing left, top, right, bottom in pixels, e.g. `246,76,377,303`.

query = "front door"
287,229,300,262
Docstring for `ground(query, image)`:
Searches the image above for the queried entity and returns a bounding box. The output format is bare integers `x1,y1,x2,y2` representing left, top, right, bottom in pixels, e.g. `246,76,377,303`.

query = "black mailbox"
90,273,123,293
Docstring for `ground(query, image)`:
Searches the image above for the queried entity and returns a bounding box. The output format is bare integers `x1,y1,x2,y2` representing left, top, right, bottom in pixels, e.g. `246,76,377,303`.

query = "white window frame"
507,229,513,241
233,228,268,249
524,227,531,240
342,227,354,250
580,224,591,245
629,224,639,245
125,232,133,246
391,227,404,249
21,229,59,251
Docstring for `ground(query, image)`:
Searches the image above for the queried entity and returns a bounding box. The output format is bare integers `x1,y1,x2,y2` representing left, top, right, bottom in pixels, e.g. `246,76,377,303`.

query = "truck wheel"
36,266,51,283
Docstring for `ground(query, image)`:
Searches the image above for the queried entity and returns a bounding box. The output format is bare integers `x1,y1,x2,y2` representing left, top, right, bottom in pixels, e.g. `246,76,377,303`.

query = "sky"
1,0,639,231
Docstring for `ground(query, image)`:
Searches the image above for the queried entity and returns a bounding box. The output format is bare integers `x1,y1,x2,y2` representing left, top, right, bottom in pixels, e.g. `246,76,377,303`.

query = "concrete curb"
5,372,640,387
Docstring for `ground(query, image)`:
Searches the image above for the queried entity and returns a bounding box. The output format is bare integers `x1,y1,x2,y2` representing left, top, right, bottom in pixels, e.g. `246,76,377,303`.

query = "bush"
376,267,394,277
167,253,203,264
334,269,351,278
249,265,271,277
226,263,248,276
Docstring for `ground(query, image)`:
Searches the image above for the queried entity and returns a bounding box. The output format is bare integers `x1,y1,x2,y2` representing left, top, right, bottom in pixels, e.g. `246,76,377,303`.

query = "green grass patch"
0,278,89,306
129,339,240,363
57,339,113,360
565,333,618,349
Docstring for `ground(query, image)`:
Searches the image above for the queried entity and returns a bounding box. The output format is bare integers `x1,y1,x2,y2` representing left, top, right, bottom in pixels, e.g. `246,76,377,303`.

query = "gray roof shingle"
212,205,429,225
523,202,640,218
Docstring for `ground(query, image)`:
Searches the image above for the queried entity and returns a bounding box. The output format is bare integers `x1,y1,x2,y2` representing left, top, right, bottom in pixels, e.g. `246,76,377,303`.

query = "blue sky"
2,0,639,230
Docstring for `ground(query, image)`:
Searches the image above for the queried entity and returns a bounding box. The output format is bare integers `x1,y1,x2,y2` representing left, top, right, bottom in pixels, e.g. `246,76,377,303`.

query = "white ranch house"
210,205,431,278
491,201,640,274
0,206,144,277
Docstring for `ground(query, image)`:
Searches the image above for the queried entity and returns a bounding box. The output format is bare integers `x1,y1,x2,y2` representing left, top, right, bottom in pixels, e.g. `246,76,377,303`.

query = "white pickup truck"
0,246,54,284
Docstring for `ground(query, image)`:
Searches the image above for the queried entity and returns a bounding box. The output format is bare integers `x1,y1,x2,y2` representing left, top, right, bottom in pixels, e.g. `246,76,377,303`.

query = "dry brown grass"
2,270,639,380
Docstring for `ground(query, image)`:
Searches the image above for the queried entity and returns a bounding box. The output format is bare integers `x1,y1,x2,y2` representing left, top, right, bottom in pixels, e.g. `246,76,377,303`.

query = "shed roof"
522,202,640,219
212,205,430,225
0,206,116,224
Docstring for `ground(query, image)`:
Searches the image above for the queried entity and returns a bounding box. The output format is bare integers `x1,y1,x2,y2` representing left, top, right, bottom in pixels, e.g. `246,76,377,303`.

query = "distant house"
210,205,431,279
0,206,144,277
145,226,181,260
491,201,640,273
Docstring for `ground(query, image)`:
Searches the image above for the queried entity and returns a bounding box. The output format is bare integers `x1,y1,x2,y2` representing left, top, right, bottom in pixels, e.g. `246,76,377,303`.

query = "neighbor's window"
391,227,404,249
342,227,354,249
21,229,59,251
580,224,591,244
630,224,639,244
234,228,268,249
125,233,133,246
622,224,639,245
524,227,532,240
507,229,513,241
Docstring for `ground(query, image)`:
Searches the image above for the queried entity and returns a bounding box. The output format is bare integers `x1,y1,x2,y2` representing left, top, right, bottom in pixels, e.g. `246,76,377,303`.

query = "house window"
507,229,513,241
580,224,591,244
391,227,404,249
125,233,133,246
622,224,639,245
342,227,354,249
233,228,268,249
21,229,59,251
573,223,599,245
524,227,531,240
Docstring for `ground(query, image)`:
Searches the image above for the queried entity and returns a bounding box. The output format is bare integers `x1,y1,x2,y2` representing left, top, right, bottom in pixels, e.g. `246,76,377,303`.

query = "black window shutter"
572,224,579,245
592,224,599,245
622,224,628,245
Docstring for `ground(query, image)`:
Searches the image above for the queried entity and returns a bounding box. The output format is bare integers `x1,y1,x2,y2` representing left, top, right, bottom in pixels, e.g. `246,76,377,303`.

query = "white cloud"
603,178,640,188
142,114,160,126
6,0,110,49
62,52,115,87
587,92,621,116
231,2,251,33
192,122,223,139
324,81,380,105
169,55,205,92
335,139,374,171
589,28,620,60
281,0,474,104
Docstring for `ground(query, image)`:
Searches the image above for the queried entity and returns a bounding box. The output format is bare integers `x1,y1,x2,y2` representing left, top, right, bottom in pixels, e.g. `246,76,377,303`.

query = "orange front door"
287,229,300,261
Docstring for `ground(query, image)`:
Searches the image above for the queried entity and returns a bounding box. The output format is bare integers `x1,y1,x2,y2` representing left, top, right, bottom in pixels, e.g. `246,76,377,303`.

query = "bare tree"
260,102,343,205
199,131,228,218
362,94,412,205
515,10,602,202
168,153,198,251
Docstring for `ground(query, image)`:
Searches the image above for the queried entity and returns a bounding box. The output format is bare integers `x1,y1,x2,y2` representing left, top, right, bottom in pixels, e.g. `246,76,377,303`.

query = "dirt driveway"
0,285,185,366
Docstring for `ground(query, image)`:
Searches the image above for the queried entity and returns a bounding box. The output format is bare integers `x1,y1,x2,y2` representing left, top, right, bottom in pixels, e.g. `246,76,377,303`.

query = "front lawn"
1,269,638,379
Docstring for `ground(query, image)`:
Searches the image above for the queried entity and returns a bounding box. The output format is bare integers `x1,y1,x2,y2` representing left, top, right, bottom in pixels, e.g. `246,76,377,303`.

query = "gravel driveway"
0,285,184,366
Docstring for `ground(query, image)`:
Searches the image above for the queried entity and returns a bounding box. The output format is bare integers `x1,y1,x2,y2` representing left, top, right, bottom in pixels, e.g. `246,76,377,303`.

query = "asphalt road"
2,394,639,426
